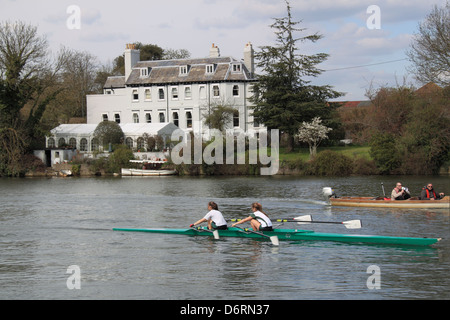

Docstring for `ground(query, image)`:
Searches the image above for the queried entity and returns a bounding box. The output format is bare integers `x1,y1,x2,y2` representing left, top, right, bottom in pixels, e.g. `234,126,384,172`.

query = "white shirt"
250,210,272,228
203,210,227,226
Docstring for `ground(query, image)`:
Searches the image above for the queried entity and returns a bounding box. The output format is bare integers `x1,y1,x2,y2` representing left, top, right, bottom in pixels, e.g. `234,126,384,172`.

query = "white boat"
121,160,176,176
59,169,73,177
121,168,176,176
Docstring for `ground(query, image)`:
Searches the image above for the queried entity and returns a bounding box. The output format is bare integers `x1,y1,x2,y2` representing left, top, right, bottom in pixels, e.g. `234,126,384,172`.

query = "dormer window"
140,67,151,78
179,65,188,76
206,64,215,74
232,63,242,73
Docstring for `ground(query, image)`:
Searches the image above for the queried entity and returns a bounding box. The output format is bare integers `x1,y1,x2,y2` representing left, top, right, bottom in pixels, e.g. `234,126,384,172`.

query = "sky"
1,0,446,100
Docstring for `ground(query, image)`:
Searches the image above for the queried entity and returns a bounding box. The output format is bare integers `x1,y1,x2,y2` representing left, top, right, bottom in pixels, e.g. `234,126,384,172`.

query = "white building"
46,42,259,152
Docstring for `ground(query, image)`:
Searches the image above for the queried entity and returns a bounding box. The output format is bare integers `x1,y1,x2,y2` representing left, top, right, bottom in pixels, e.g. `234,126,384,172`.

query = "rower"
190,201,228,230
231,202,273,231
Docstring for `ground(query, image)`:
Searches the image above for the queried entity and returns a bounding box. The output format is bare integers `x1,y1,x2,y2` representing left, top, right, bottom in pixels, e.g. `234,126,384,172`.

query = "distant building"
47,42,260,152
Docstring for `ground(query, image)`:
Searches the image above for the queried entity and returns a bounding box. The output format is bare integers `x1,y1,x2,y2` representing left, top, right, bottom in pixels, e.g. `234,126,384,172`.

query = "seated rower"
231,202,273,231
190,201,228,230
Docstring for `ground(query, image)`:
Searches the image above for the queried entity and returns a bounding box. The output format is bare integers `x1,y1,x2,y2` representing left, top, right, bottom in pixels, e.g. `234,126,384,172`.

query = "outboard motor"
322,187,336,201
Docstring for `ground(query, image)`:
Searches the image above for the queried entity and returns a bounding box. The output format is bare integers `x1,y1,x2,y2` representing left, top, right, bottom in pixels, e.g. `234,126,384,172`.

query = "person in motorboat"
391,182,411,200
420,184,445,200
190,201,228,230
231,202,273,231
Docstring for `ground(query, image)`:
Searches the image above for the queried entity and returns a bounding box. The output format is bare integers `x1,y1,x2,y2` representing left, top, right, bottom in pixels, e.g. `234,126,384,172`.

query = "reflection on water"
0,175,449,299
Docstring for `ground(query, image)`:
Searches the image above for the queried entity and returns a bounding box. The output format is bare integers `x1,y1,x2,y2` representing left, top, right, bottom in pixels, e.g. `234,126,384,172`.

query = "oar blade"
212,230,220,240
294,215,313,225
270,236,280,246
343,220,362,229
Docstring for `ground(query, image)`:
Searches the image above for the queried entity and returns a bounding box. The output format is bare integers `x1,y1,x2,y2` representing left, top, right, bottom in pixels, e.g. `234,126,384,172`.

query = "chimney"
124,43,140,79
244,42,254,77
209,43,220,58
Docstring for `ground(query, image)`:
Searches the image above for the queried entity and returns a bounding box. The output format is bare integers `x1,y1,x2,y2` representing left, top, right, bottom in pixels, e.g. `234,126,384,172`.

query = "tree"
250,0,342,151
59,47,99,118
397,88,450,174
369,133,401,174
296,117,332,158
203,99,236,132
407,2,450,86
0,21,66,175
93,121,124,150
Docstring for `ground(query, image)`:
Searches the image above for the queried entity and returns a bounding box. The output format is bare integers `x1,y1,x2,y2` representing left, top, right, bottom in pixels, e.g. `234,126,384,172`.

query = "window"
199,86,206,99
115,114,121,123
137,137,145,151
91,138,99,152
132,89,139,101
232,63,242,72
58,138,66,147
253,117,260,128
179,65,188,75
69,138,77,149
80,138,88,152
206,64,214,74
146,113,152,123
158,88,165,100
233,85,239,96
173,112,179,126
184,86,192,99
212,85,220,97
171,87,178,100
140,68,148,77
186,112,193,128
102,114,108,121
159,112,165,123
48,138,55,148
145,89,151,100
233,110,239,127
125,137,133,149
133,113,139,123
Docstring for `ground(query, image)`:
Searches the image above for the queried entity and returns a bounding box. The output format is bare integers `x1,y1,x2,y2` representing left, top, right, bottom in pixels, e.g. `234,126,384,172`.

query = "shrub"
307,150,353,176
369,132,400,174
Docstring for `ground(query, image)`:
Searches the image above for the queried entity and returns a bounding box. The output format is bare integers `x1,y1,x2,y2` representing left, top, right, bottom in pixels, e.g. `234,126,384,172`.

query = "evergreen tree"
250,0,342,151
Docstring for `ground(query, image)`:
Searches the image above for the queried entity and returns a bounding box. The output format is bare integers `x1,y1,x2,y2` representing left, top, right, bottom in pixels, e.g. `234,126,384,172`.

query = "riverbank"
23,150,450,177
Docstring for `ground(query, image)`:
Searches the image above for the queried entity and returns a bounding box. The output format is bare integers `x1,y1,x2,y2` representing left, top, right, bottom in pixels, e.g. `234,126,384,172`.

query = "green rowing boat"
112,227,441,246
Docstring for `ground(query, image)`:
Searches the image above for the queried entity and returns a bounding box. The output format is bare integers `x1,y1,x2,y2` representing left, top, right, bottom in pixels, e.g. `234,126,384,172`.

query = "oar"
191,226,220,239
276,215,362,229
234,226,279,246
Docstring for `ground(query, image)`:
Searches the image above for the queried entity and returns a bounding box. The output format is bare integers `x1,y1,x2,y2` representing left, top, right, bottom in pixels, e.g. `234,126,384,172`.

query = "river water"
0,175,449,300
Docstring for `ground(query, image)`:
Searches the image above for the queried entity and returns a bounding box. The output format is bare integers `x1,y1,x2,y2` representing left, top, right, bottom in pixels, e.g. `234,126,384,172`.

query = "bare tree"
60,47,99,118
407,2,450,86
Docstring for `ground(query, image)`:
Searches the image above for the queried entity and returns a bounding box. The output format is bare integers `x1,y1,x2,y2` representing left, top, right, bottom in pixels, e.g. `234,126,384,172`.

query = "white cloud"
0,0,445,100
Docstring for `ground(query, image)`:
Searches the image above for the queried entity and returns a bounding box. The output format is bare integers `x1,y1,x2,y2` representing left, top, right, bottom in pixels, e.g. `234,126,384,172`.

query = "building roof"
104,76,126,89
126,56,254,86
102,57,255,89
338,101,373,108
